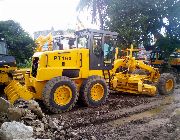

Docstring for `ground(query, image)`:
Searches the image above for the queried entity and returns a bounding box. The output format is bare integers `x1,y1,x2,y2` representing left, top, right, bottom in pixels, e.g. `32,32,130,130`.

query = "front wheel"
42,76,79,113
79,76,109,107
158,73,176,95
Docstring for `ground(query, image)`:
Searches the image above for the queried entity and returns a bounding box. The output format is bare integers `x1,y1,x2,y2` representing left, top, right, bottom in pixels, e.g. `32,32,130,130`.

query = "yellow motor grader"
2,29,176,113
150,49,180,73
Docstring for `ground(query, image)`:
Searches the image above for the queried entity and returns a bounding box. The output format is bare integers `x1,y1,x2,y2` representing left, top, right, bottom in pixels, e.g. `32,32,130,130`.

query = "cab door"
89,33,116,70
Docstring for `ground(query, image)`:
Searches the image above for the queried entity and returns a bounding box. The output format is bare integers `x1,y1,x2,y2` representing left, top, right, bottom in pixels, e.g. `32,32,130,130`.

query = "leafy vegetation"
0,20,35,65
77,0,180,55
106,0,180,51
155,36,180,56
17,58,32,68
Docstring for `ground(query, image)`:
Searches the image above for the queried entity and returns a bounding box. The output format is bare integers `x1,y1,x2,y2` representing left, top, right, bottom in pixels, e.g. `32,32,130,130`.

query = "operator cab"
75,29,118,70
150,50,168,67
150,50,165,62
0,38,16,68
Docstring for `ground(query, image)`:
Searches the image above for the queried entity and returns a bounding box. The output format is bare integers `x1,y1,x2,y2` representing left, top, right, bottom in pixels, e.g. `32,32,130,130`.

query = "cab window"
77,35,88,48
92,34,103,56
103,36,114,62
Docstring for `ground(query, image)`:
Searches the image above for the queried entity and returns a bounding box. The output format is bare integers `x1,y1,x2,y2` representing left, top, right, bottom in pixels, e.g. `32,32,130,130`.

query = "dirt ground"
31,84,180,140
1,84,180,140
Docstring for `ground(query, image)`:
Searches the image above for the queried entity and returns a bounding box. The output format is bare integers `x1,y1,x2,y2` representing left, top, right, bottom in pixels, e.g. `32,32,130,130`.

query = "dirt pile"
0,99,78,139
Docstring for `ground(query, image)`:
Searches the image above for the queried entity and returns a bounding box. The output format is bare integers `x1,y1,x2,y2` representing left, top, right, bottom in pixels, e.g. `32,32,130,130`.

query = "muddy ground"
1,84,180,140
35,84,180,140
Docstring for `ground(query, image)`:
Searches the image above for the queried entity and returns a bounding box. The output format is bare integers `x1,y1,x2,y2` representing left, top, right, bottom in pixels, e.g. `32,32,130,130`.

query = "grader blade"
4,80,34,104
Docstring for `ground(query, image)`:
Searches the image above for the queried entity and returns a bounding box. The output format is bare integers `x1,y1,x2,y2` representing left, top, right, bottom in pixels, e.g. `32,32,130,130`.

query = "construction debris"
0,85,179,139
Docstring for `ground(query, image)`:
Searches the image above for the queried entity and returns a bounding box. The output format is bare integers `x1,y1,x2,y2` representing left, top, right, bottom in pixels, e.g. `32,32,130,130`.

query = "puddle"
160,96,174,105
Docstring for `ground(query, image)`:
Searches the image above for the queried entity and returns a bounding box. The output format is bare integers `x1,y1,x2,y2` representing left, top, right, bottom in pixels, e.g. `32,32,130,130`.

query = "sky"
0,0,81,36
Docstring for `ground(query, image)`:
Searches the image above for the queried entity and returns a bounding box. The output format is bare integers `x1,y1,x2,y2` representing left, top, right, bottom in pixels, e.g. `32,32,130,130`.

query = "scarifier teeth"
4,80,34,104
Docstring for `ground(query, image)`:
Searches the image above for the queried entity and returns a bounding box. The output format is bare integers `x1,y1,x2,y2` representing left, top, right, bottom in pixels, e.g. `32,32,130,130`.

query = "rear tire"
42,76,79,113
158,73,176,95
79,76,109,107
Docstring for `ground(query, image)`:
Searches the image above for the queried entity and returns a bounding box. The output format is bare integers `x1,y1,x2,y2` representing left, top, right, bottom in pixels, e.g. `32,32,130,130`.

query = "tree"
76,0,107,29
106,0,180,51
0,20,35,64
155,36,180,57
77,0,180,54
162,0,180,39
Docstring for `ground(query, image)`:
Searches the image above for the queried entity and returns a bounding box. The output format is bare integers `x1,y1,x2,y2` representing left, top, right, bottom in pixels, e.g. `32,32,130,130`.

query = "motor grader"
2,29,176,113
150,49,180,82
150,49,180,73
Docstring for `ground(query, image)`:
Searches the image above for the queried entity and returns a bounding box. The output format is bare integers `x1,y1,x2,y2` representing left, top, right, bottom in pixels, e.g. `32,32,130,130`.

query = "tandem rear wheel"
79,76,109,107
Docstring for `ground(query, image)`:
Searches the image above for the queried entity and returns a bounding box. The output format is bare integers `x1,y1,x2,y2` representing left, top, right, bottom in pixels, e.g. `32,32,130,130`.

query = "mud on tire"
79,76,109,107
158,73,176,95
42,76,79,113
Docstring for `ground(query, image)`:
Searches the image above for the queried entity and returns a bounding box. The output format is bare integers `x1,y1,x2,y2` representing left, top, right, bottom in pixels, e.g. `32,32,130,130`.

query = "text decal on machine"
54,56,71,60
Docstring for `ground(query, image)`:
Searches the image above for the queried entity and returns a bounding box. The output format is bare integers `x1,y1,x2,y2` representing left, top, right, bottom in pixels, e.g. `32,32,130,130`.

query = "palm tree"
76,0,107,30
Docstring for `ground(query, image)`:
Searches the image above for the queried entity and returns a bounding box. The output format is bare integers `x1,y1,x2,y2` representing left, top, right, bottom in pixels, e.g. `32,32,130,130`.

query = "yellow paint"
54,85,72,106
0,66,16,72
166,79,173,92
0,73,9,83
90,83,104,101
35,33,53,52
4,80,34,104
